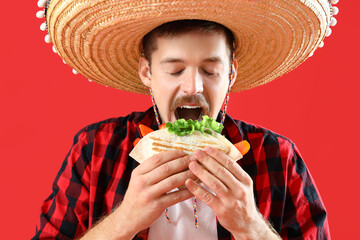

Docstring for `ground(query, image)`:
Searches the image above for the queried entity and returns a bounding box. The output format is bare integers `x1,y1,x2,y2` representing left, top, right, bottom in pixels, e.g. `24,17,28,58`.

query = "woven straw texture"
46,0,331,94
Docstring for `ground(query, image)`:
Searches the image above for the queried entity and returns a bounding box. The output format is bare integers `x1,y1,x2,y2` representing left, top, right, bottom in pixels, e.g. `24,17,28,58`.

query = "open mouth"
175,105,204,121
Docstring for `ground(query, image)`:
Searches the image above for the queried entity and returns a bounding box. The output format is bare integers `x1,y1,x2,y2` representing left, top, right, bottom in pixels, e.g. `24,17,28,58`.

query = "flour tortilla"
129,129,242,163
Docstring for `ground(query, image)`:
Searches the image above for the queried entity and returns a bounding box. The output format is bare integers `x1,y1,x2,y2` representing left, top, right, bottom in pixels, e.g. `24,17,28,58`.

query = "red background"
0,1,358,239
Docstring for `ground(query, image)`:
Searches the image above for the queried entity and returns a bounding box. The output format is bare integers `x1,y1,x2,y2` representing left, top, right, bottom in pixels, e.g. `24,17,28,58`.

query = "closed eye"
170,69,184,76
202,69,218,76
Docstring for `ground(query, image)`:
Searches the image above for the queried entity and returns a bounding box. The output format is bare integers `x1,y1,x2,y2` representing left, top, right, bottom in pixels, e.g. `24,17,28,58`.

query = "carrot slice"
133,138,141,147
159,123,166,130
139,124,154,137
234,140,250,156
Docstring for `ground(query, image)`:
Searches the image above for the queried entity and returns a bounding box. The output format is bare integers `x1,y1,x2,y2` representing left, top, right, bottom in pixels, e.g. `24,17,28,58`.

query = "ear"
138,57,152,88
230,58,238,88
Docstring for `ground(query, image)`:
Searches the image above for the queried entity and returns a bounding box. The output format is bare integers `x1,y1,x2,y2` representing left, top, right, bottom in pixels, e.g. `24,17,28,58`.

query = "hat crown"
38,0,336,93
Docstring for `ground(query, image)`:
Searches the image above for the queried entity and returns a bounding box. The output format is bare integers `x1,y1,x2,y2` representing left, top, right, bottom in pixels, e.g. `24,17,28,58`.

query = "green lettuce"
165,115,224,136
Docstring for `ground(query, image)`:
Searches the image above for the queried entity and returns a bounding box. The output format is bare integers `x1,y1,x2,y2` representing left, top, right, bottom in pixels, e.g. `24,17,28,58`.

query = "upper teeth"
180,106,201,109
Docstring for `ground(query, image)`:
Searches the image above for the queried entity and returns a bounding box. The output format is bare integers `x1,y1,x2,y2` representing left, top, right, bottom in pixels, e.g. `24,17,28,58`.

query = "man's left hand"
185,147,280,240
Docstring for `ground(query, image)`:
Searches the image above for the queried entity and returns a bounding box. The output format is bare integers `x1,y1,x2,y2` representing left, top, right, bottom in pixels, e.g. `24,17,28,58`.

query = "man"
34,0,336,239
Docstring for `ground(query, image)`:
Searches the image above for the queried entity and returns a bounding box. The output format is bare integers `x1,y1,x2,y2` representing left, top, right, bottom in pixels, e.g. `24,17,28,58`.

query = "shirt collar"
134,106,159,130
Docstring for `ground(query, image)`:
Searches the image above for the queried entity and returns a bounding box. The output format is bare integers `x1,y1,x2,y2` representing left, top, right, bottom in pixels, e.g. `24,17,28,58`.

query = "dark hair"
141,19,236,66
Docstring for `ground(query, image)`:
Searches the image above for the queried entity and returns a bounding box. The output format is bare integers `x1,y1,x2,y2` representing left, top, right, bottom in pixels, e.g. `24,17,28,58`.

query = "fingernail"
189,161,198,169
189,155,196,161
204,146,211,152
194,150,203,157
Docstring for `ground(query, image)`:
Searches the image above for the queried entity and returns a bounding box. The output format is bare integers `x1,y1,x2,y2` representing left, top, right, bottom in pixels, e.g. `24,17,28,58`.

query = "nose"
180,69,203,95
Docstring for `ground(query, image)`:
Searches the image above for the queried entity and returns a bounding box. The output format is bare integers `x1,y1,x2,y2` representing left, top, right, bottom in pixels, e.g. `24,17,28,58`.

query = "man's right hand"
80,150,196,240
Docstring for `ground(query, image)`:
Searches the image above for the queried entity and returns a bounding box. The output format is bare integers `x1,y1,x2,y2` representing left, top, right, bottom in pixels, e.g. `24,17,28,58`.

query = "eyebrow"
160,56,224,65
203,57,223,63
160,58,185,64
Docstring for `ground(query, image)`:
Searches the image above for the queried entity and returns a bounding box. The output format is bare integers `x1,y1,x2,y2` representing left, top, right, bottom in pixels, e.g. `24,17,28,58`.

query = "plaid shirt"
32,107,330,240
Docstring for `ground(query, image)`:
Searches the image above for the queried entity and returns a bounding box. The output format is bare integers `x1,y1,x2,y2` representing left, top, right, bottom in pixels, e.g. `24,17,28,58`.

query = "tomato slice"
234,140,250,156
138,124,154,138
133,138,141,147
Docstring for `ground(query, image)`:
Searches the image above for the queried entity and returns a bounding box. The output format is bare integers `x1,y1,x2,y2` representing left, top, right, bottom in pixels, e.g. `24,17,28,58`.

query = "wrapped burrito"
130,116,248,163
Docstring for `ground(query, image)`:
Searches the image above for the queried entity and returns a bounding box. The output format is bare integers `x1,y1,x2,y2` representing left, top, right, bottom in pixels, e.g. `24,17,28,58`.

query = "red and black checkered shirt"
32,107,330,239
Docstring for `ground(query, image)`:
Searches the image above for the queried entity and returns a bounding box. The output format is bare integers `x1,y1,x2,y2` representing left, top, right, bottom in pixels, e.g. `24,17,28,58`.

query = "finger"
203,147,252,185
138,150,186,174
185,178,221,211
150,170,198,197
146,155,192,185
192,150,239,192
159,188,194,207
188,161,229,198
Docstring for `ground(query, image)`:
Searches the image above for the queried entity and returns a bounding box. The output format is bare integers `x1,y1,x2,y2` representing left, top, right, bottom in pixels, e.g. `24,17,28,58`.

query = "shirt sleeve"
32,128,92,240
281,145,331,239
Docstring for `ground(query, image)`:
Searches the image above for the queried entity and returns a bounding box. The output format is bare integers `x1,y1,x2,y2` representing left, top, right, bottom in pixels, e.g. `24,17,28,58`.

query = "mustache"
170,94,210,114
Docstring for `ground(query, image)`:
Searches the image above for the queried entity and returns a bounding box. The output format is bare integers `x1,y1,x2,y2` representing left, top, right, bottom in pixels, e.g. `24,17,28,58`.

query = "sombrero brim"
46,0,331,94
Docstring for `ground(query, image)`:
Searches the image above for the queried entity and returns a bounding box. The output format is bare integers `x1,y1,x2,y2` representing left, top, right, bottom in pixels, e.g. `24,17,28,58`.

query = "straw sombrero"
36,0,339,94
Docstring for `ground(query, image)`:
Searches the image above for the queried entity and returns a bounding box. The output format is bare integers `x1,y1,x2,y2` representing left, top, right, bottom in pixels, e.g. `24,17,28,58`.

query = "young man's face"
139,32,237,123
